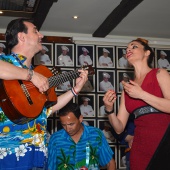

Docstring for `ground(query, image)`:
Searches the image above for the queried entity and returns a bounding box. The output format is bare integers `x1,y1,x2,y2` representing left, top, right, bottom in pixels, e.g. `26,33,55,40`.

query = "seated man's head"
58,103,83,136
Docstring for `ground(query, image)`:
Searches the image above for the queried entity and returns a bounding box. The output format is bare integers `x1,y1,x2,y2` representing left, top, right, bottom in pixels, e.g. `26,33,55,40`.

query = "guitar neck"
48,69,80,88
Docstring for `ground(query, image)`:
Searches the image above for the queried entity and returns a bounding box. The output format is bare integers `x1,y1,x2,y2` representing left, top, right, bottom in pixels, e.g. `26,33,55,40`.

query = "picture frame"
117,70,134,93
54,68,74,91
96,45,115,68
76,44,94,67
47,118,54,135
97,94,116,117
77,94,95,117
82,119,96,127
155,48,170,70
80,74,95,92
34,42,53,66
117,94,121,111
55,119,63,132
118,145,127,169
98,120,116,143
116,46,133,69
53,93,75,117
110,144,117,163
0,41,8,55
97,70,115,92
55,43,74,67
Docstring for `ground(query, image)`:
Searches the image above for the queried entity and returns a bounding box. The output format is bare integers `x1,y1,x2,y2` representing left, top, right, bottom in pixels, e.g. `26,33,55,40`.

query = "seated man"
48,103,116,170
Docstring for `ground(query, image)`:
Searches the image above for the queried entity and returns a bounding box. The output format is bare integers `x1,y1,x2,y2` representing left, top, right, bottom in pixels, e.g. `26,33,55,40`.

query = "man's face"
160,54,166,59
62,50,68,55
83,51,88,56
103,77,109,82
103,52,108,57
41,49,46,54
23,21,44,54
60,112,83,136
123,54,126,58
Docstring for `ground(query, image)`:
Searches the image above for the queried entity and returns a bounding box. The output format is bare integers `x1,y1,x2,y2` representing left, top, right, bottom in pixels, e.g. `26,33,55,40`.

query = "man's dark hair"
58,103,81,119
5,18,33,50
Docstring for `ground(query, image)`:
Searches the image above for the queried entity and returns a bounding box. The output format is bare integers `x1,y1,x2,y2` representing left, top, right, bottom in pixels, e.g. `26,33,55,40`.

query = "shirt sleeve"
99,130,114,167
48,134,57,170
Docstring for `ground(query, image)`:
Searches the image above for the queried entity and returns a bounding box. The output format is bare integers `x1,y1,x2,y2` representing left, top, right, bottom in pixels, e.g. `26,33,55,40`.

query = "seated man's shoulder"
50,129,65,140
87,126,103,135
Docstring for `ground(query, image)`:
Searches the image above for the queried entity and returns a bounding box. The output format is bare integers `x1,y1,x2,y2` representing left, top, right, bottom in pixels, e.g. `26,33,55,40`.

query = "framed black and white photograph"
80,74,95,92
155,48,170,70
53,94,76,117
118,145,127,169
117,70,134,93
116,46,132,69
0,41,8,55
96,46,115,68
110,145,117,164
55,119,63,132
98,120,116,143
76,44,94,67
47,118,54,135
55,43,74,66
117,94,121,111
54,68,74,91
34,43,53,66
97,94,116,117
77,94,95,117
82,119,96,127
97,70,115,92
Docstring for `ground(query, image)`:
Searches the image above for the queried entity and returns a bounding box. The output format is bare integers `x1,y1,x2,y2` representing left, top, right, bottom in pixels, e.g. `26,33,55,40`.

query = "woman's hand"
122,80,144,99
103,90,117,111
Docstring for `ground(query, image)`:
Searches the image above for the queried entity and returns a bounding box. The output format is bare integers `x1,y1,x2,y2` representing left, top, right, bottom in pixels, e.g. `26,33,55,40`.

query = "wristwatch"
104,107,114,115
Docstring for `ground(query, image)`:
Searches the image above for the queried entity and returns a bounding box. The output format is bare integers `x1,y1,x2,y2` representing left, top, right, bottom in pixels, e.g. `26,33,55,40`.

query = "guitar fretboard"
48,70,80,88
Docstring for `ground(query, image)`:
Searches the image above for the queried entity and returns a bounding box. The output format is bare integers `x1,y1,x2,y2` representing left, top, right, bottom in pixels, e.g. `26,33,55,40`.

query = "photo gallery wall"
1,39,170,169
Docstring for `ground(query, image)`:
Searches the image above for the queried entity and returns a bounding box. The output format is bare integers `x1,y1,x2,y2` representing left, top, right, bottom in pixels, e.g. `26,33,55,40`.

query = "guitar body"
0,65,57,124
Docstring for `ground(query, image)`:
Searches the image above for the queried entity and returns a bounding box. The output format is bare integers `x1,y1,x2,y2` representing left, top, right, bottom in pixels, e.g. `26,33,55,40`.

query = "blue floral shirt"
48,124,114,170
0,54,51,170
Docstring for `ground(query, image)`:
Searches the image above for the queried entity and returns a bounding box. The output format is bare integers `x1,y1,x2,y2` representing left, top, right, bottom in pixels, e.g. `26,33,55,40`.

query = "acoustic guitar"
0,65,94,124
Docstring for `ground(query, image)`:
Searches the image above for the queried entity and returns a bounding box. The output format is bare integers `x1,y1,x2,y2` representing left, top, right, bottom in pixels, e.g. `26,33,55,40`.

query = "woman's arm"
103,90,129,134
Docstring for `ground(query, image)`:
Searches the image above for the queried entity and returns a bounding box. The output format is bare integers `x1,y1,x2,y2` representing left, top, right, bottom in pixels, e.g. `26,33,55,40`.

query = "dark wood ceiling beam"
93,0,144,37
33,0,58,30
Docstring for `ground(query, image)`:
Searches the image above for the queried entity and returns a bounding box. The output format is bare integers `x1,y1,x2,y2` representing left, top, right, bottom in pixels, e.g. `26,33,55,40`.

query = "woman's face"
125,41,148,64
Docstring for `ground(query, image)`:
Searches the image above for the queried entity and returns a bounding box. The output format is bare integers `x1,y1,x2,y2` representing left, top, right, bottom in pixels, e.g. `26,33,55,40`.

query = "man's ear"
18,32,25,42
79,115,83,122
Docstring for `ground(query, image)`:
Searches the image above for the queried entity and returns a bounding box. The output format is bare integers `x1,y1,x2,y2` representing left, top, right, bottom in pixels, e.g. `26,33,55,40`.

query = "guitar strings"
22,69,80,90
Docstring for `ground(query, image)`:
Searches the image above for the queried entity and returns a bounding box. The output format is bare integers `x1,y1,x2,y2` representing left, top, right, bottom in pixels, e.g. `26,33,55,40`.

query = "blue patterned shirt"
48,124,114,170
0,54,52,170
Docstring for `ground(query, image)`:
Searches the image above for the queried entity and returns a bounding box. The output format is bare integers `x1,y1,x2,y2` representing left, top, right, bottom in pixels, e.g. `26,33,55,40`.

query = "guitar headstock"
81,65,95,76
